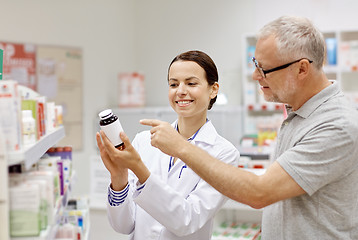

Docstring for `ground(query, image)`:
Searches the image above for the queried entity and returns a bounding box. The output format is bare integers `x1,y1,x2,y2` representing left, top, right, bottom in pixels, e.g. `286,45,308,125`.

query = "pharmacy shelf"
10,224,88,240
237,146,272,160
53,171,76,223
246,103,283,112
10,227,51,240
10,226,55,240
10,225,89,240
10,172,77,240
7,127,65,170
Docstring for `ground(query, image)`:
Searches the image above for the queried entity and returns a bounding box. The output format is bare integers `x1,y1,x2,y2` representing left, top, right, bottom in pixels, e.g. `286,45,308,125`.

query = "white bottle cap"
98,109,113,119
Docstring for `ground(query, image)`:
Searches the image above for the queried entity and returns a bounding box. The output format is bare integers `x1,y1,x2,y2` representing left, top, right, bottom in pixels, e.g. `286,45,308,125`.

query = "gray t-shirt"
262,81,358,240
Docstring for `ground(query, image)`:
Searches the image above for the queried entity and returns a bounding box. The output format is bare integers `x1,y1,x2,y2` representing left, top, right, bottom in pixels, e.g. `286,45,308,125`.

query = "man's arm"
141,119,306,209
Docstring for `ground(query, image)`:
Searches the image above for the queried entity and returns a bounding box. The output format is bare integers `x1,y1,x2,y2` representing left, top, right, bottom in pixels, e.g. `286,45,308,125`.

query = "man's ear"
298,59,310,80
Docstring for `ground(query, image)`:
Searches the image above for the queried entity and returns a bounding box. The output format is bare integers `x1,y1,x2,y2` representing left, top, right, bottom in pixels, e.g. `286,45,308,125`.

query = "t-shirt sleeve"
277,123,355,196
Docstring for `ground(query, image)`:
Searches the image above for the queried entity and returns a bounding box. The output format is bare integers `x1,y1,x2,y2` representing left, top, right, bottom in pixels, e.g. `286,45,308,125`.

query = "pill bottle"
22,110,36,146
98,109,124,149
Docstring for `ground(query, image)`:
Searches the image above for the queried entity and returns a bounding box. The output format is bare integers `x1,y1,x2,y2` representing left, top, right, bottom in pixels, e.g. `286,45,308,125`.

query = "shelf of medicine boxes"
237,145,272,160
6,126,68,240
7,126,65,170
10,171,83,240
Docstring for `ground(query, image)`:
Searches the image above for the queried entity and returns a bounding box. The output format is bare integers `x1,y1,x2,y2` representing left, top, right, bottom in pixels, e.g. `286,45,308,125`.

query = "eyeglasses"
252,57,313,78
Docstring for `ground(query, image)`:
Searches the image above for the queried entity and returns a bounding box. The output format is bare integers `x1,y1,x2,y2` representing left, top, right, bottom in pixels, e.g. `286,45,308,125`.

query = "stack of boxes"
8,145,78,238
0,79,63,153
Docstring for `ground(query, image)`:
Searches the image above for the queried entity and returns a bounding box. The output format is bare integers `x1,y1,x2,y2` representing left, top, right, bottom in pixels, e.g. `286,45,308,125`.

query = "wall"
133,0,255,107
134,0,358,107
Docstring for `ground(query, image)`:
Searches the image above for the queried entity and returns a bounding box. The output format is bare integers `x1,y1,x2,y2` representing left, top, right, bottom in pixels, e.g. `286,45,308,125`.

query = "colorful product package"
25,170,59,226
37,156,61,206
21,99,40,140
46,147,72,195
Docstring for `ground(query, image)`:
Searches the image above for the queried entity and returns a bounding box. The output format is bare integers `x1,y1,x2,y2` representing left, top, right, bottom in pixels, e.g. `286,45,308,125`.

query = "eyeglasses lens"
252,58,265,78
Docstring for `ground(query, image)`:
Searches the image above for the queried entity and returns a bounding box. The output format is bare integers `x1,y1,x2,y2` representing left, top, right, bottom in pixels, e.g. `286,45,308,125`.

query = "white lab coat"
107,120,240,240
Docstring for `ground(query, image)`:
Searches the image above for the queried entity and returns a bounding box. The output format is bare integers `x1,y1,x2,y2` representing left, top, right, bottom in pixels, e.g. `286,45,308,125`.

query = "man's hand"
140,119,188,157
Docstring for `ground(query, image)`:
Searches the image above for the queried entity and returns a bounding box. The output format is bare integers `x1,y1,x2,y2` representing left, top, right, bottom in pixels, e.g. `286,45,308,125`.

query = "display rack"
0,126,82,240
7,127,65,170
6,127,64,240
9,171,89,240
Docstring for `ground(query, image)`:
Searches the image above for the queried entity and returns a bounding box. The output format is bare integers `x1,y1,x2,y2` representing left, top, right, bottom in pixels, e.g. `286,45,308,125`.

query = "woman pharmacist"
96,50,240,240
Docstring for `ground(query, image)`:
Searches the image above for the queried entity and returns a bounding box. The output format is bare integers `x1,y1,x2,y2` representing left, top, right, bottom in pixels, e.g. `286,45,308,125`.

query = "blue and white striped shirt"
108,182,146,206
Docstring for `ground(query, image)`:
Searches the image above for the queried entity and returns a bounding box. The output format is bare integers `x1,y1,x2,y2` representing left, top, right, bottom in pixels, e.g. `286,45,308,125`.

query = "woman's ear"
210,82,219,99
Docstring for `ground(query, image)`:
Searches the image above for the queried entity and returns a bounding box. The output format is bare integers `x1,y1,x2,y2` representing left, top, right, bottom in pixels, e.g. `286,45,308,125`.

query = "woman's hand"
96,131,150,188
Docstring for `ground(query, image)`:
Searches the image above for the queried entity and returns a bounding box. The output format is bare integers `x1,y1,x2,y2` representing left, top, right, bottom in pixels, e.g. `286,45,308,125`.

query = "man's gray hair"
257,16,326,70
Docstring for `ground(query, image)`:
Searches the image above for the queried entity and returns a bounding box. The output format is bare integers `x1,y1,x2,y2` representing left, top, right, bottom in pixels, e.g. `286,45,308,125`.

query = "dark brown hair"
168,50,218,110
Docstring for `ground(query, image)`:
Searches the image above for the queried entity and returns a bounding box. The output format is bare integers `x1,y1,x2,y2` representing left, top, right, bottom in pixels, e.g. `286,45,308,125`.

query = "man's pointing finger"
140,119,162,127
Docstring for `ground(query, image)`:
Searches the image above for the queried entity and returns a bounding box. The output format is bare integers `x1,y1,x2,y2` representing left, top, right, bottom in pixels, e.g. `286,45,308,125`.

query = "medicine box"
22,99,40,140
9,182,41,237
0,80,22,152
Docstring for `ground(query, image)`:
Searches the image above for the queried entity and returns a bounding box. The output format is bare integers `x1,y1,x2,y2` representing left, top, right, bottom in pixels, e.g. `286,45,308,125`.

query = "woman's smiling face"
168,60,218,119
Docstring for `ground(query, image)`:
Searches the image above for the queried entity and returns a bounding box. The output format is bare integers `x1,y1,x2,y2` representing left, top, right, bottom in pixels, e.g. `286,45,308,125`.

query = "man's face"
252,35,299,105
